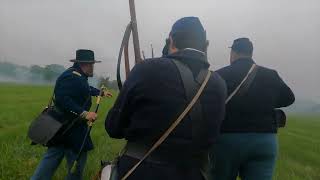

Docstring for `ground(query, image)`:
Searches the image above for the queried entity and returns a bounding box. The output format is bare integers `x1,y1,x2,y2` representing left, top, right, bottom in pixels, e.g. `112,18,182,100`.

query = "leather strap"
172,59,208,147
121,70,212,180
225,64,258,104
236,65,259,98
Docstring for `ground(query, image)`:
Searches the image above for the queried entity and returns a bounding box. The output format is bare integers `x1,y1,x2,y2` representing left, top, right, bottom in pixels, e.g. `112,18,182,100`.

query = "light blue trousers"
209,133,278,180
31,146,87,180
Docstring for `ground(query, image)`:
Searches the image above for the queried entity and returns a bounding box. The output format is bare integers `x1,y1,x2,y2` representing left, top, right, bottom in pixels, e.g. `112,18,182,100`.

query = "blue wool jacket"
53,65,100,152
216,58,295,133
105,49,227,157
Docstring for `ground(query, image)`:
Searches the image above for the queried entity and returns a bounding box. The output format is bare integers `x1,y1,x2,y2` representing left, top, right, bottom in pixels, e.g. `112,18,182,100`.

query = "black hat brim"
70,59,102,63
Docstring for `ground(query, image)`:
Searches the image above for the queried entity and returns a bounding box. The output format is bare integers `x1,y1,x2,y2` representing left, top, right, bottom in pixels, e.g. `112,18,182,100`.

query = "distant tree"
0,62,66,84
98,76,118,90
43,64,65,82
45,64,65,73
0,62,18,77
30,65,45,80
29,64,65,83
30,65,45,75
109,80,119,90
98,76,110,88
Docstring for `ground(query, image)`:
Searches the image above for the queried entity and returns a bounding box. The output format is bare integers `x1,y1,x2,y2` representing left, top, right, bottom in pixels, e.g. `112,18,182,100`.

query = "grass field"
0,83,319,180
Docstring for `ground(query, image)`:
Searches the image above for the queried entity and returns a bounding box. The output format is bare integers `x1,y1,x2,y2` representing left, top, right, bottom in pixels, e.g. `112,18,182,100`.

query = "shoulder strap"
225,64,258,104
121,69,212,180
172,59,208,147
236,65,259,97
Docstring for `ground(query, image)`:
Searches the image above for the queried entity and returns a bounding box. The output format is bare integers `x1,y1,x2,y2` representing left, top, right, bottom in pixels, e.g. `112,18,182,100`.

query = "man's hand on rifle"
102,89,113,98
81,111,98,122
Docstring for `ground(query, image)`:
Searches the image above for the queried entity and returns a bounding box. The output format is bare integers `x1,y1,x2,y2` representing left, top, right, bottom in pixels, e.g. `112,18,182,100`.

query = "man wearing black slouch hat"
31,49,112,180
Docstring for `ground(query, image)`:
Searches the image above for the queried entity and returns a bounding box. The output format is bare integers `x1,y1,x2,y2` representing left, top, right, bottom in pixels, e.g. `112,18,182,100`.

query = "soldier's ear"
168,37,179,54
169,36,176,49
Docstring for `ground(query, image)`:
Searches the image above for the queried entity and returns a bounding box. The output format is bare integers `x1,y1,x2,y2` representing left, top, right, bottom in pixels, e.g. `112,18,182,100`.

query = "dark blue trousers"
209,133,277,180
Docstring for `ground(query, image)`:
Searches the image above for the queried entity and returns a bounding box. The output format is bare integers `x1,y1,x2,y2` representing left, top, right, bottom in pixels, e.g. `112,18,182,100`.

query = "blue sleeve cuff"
90,86,100,96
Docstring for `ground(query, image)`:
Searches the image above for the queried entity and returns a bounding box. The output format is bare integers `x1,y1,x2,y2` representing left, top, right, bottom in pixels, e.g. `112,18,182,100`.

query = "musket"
117,0,142,90
70,86,106,174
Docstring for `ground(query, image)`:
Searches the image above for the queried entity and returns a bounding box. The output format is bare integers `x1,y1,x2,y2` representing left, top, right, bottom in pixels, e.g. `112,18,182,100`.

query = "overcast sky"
0,0,319,102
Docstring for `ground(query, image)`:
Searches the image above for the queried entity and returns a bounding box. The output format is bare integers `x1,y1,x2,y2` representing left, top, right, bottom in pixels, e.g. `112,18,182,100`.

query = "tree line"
0,62,118,90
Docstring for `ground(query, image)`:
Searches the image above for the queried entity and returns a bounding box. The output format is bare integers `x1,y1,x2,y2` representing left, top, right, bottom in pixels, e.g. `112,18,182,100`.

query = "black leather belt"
124,142,169,163
124,142,208,165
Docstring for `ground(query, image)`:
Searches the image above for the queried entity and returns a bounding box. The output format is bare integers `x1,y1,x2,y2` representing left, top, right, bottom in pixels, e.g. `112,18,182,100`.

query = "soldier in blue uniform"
105,17,227,180
209,38,295,180
31,49,112,180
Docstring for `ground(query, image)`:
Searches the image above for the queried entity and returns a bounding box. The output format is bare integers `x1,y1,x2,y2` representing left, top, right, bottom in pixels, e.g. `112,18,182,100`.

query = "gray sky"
0,0,319,102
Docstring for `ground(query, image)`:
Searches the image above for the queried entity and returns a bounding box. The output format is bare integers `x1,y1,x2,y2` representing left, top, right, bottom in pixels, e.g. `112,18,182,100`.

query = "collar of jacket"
71,65,88,79
165,48,210,69
232,57,255,65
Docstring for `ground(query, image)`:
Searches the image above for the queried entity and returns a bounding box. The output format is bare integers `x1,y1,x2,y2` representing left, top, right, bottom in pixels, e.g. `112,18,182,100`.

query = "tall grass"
0,83,319,179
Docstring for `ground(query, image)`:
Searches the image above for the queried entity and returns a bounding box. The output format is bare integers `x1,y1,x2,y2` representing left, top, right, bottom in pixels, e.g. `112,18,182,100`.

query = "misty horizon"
0,0,319,102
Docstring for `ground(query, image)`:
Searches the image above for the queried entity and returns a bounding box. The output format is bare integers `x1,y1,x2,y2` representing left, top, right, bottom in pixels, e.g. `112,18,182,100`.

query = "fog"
0,0,319,102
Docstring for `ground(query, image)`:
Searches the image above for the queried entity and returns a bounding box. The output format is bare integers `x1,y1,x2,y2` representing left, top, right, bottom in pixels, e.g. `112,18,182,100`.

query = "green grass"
0,83,319,180
275,116,320,180
0,83,124,180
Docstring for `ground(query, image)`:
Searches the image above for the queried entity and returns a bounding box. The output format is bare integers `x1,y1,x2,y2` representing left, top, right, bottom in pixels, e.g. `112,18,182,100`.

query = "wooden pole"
129,0,142,64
